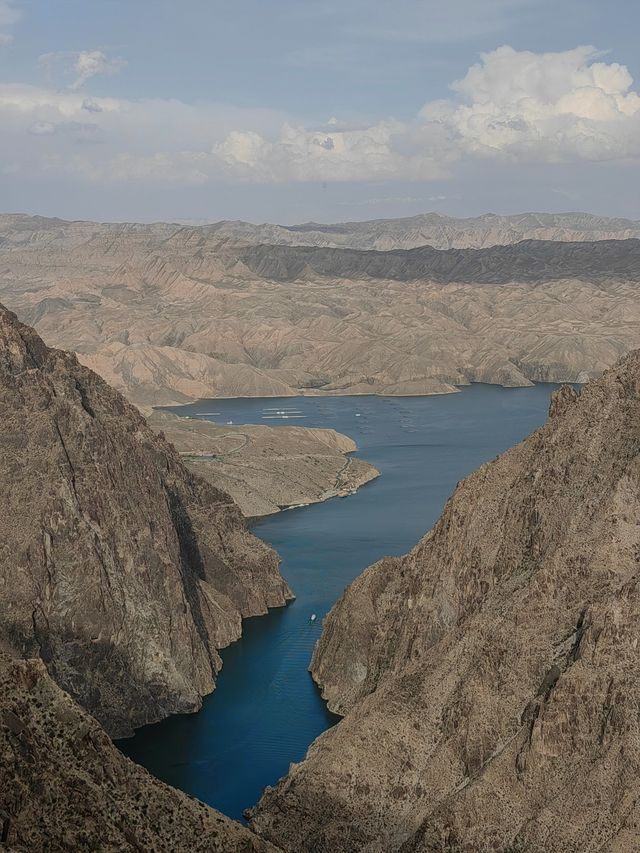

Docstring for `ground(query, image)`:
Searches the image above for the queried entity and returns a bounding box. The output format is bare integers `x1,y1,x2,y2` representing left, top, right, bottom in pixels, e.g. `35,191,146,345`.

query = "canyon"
2,210,640,852
249,353,640,852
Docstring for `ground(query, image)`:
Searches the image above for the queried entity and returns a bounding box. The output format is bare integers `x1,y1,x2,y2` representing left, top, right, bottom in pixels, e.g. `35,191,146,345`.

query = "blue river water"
120,383,559,820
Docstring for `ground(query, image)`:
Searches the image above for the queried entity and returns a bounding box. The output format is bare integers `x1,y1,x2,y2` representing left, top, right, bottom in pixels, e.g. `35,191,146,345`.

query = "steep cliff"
0,305,292,737
250,355,640,852
0,654,280,852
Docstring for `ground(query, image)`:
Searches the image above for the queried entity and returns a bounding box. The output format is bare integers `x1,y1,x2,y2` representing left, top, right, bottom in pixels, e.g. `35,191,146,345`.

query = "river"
120,383,559,820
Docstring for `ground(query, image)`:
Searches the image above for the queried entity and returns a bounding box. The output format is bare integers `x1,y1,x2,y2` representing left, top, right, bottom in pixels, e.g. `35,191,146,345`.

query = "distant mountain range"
206,211,640,251
3,209,640,251
1,212,639,408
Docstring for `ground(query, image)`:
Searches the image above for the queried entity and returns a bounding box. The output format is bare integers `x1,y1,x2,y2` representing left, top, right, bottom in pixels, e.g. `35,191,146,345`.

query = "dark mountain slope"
240,238,640,284
0,305,291,737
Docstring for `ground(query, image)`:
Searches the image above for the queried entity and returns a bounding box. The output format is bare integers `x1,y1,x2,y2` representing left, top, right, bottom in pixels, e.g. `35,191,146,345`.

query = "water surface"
121,384,558,819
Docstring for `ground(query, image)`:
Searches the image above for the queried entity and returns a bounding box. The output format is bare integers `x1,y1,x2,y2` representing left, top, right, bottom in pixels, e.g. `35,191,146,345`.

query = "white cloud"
210,47,640,182
421,46,640,162
0,0,19,45
1,46,639,188
70,50,127,90
38,49,127,90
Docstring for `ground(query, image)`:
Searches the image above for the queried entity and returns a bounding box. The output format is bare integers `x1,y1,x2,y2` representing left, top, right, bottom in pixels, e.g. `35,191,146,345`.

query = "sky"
0,0,639,223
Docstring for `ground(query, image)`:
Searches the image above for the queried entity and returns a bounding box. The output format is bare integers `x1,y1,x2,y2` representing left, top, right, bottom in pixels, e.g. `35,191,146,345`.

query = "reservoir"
120,383,560,820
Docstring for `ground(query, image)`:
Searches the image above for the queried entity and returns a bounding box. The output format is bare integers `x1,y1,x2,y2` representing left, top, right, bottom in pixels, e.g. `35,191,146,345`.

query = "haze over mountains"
1,212,640,409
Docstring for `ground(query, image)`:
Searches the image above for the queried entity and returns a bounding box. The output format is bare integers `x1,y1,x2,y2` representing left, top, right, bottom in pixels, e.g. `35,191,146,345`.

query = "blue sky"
1,0,639,222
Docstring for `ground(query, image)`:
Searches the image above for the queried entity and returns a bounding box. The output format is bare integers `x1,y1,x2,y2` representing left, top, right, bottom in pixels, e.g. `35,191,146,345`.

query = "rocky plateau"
150,411,379,518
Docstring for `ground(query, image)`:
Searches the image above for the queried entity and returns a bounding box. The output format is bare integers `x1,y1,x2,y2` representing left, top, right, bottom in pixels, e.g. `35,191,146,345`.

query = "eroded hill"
1,215,639,409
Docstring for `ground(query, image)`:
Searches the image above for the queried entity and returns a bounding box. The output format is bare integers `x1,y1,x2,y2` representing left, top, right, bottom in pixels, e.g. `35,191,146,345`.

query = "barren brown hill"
250,355,640,853
0,304,291,737
0,655,281,852
209,211,640,251
1,215,640,409
150,411,379,518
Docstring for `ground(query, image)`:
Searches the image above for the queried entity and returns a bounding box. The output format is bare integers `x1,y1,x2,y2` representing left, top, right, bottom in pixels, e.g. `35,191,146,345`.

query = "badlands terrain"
1,213,640,409
151,411,379,518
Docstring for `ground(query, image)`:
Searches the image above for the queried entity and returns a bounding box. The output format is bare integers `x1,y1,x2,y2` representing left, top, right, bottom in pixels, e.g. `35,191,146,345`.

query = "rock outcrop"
149,411,379,518
0,305,291,737
0,654,280,852
250,353,640,852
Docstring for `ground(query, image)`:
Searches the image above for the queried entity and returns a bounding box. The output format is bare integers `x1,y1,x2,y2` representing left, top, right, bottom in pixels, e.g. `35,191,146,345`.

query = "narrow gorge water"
121,384,560,820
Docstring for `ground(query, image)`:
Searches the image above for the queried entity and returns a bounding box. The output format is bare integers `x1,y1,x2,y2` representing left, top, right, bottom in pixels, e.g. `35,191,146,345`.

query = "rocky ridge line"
249,353,640,852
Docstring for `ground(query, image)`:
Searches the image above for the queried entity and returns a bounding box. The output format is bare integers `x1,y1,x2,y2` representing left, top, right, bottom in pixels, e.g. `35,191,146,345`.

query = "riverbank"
149,410,379,518
122,385,560,820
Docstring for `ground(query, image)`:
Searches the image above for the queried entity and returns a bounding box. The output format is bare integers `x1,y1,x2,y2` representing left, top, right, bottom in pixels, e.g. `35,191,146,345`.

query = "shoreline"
155,378,568,413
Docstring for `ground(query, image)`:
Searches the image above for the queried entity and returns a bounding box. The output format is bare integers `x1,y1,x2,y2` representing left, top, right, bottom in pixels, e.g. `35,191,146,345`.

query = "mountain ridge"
2,213,640,409
0,303,291,738
249,352,640,852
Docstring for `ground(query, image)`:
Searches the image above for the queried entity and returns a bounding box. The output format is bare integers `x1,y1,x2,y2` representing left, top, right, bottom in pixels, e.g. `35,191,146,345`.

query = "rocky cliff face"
0,305,291,737
250,355,640,852
0,654,280,852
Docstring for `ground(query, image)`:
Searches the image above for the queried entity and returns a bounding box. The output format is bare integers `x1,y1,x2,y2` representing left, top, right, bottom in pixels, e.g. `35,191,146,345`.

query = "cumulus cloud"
0,0,19,44
39,49,127,90
214,46,640,181
421,46,640,162
2,46,639,187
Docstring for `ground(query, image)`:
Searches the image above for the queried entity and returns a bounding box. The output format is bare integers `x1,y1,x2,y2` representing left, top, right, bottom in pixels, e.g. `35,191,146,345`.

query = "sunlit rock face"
250,353,640,853
0,304,291,737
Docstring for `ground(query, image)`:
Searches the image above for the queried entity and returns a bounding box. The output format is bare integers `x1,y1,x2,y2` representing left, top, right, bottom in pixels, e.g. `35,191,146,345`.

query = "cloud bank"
1,46,639,187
